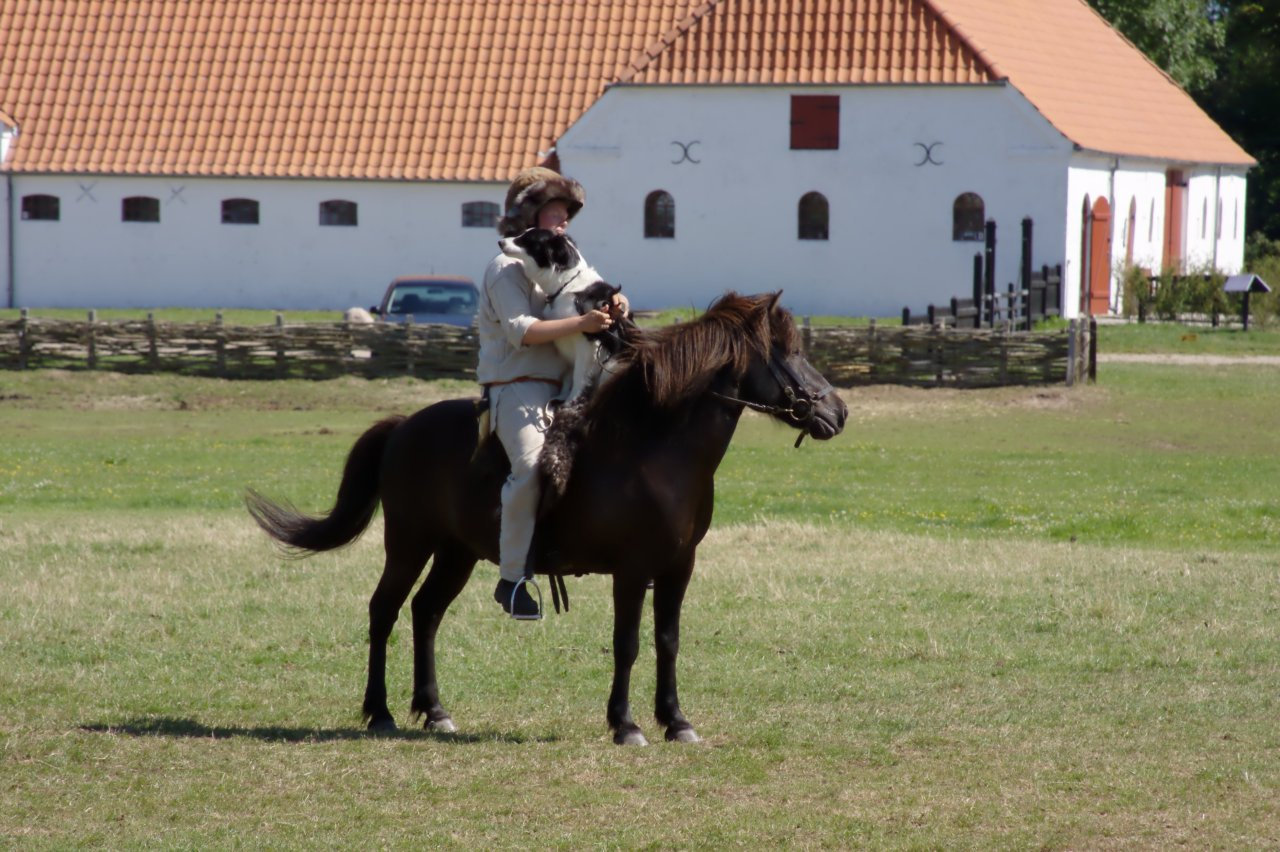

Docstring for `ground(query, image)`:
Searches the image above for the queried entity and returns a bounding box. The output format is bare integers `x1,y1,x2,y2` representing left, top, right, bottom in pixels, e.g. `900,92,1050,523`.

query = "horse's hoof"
666,727,702,744
425,715,457,734
367,717,397,734
614,728,649,747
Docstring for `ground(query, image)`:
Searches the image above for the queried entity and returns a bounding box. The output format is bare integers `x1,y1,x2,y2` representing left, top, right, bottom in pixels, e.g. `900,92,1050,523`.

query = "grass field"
1,362,1278,847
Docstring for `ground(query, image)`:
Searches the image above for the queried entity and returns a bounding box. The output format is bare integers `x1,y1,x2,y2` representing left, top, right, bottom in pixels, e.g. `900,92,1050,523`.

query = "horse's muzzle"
806,394,848,440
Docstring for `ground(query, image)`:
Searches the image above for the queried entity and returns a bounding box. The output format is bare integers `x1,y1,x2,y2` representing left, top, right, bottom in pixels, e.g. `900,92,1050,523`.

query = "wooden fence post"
215,312,226,377
801,316,812,358
984,219,997,327
867,318,878,382
274,313,286,379
1066,318,1078,386
404,316,416,377
87,309,97,369
147,312,159,370
17,307,29,370
1088,317,1098,383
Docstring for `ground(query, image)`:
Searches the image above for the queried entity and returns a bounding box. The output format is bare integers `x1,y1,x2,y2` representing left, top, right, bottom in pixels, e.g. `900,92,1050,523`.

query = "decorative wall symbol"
167,185,187,205
76,182,97,202
914,142,944,166
670,140,702,165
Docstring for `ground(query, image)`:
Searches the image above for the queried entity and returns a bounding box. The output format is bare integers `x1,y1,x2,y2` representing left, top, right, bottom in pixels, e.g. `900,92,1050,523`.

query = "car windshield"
388,282,477,316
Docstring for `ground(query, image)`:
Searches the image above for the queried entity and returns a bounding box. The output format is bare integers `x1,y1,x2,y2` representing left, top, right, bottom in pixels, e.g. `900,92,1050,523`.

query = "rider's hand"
579,309,613,333
610,293,630,318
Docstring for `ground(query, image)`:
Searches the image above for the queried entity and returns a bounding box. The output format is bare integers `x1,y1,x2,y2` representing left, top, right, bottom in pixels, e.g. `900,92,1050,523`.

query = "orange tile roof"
0,0,1252,180
620,0,997,85
930,0,1254,165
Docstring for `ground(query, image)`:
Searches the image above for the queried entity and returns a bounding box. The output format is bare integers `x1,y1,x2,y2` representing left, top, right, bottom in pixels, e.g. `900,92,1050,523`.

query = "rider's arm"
521,311,612,345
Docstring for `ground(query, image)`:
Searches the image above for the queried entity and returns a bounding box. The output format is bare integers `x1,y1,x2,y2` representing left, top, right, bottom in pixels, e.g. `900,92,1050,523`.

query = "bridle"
711,346,835,447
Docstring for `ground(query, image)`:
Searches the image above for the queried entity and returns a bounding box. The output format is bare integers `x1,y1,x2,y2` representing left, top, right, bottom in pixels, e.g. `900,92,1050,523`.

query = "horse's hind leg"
362,528,434,733
653,555,700,743
408,541,477,732
608,573,651,746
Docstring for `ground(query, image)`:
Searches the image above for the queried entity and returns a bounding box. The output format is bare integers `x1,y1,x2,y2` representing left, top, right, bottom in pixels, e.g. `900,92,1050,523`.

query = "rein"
711,349,834,448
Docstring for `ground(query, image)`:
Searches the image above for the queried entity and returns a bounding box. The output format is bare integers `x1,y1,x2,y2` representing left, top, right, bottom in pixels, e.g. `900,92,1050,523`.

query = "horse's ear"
767,291,784,312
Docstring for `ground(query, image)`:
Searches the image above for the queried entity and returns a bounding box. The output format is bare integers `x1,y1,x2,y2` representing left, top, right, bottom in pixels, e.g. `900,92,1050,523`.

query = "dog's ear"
550,236,577,271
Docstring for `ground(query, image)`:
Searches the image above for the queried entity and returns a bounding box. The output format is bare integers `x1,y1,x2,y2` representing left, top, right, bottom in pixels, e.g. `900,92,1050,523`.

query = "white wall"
7,175,506,309
558,83,1073,317
1185,168,1248,274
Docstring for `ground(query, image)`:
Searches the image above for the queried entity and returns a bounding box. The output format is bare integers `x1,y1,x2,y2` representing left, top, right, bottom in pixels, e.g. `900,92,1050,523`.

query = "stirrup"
510,576,544,621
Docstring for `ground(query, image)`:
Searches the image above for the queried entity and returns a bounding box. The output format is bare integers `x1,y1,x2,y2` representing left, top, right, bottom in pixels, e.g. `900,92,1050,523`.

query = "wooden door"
1088,197,1112,315
1162,170,1186,272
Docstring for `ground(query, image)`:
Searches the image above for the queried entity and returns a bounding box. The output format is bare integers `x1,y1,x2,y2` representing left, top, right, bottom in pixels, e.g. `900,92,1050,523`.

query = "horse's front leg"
653,556,701,743
608,573,650,745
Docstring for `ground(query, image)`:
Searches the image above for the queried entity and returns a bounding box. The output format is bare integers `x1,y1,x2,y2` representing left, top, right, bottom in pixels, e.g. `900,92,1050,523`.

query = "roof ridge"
920,0,1005,80
615,0,723,85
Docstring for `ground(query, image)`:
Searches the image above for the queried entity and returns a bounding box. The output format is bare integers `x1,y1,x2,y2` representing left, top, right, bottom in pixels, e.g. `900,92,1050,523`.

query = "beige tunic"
476,254,569,386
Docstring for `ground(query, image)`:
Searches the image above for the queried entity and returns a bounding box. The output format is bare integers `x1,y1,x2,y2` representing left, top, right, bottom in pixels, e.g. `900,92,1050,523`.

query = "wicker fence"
0,311,1095,387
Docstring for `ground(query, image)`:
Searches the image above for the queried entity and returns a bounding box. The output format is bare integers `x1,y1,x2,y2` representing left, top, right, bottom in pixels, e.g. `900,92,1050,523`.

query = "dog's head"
498,228,581,274
572,280,622,317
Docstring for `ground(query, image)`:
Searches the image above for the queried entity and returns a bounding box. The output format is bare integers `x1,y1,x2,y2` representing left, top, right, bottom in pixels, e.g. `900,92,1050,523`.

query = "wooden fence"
1,311,1095,388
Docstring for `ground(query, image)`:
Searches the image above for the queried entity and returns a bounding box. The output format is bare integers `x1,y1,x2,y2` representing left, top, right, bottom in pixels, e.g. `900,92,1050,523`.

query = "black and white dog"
499,228,630,401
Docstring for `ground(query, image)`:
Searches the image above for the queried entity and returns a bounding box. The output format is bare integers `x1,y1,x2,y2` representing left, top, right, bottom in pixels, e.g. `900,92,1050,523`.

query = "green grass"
1,367,1278,846
1097,321,1280,355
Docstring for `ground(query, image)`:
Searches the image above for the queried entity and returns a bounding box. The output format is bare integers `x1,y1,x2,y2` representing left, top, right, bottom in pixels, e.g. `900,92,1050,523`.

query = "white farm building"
0,0,1255,318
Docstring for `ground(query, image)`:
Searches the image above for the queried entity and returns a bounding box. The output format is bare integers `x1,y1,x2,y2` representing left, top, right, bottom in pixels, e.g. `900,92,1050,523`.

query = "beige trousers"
489,381,557,582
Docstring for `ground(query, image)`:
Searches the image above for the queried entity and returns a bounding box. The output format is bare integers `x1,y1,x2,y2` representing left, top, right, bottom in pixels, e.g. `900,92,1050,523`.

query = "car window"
388,283,477,314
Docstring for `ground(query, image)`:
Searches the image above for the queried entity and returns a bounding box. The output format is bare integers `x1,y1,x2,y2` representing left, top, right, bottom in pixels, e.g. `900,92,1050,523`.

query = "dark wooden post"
17,307,29,370
1088,317,1098,383
984,219,997,327
147,312,159,371
867,318,878,381
801,316,812,358
901,307,910,326
972,253,983,323
1021,217,1033,296
215,312,227,377
87,309,98,369
1242,290,1252,331
274,312,286,378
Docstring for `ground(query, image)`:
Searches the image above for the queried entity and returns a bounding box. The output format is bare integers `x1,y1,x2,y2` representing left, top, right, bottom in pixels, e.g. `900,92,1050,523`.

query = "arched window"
1148,198,1156,242
644,190,675,239
1234,200,1239,240
1215,198,1222,239
953,193,984,241
1201,198,1208,239
797,191,829,240
21,194,60,221
222,198,260,225
320,199,358,226
122,196,160,223
461,201,500,228
1125,197,1137,264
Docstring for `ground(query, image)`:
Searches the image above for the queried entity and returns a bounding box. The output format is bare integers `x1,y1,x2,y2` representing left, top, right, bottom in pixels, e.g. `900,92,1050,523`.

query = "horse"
246,291,848,745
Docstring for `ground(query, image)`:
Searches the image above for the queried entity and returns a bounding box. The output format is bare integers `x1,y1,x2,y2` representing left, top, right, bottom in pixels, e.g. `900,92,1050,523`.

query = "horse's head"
729,293,847,444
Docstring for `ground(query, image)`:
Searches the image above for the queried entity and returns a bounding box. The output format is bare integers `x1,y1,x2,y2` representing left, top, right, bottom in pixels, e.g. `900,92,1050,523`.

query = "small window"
644,190,675,239
1215,199,1222,239
1148,198,1156,242
798,192,829,240
953,192,984,241
1234,200,1239,240
461,201,499,228
222,198,260,225
1201,198,1208,239
320,199,358,226
122,196,160,223
790,95,839,150
22,194,60,221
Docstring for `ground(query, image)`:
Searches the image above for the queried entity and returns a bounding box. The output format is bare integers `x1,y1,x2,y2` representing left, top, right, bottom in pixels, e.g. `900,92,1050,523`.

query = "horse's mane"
593,291,801,413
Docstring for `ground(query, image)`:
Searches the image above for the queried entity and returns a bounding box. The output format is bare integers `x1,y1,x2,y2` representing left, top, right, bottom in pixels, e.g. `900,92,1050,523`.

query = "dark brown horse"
247,292,847,745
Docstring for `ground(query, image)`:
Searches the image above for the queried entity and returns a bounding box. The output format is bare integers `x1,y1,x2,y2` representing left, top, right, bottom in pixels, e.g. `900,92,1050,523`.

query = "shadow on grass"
80,717,558,745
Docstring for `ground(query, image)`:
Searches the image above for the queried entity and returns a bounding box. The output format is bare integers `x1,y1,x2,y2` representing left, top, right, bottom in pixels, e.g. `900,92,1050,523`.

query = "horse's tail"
245,415,405,554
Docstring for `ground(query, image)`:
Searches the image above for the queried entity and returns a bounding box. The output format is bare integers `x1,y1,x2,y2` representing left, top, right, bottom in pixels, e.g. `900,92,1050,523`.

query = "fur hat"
497,167,585,236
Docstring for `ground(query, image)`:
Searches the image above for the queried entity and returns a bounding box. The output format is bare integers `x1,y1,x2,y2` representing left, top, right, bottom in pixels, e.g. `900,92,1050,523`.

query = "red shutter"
790,95,839,150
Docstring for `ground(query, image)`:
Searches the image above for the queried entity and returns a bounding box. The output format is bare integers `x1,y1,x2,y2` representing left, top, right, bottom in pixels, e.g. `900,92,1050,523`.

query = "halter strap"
544,268,584,305
710,348,834,448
